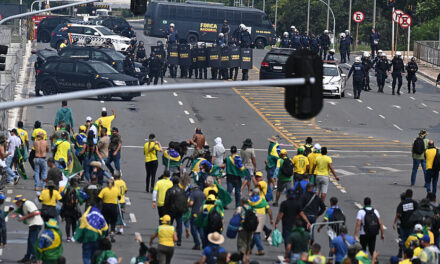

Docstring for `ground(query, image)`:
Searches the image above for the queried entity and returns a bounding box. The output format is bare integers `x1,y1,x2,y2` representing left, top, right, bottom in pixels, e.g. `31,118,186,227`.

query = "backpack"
363,208,380,235
432,150,440,172
303,144,313,157
265,186,273,202
293,181,305,198
243,209,259,232
281,158,294,177
408,199,434,226
172,187,188,214
207,206,223,233
205,245,220,264
413,138,425,155
330,208,346,235
226,213,242,239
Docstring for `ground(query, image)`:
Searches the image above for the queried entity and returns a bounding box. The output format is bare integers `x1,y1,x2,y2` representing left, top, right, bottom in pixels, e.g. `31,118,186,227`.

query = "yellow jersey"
114,179,127,204
426,148,437,170
96,115,115,136
292,154,309,174
257,180,268,198
39,189,62,206
314,155,332,176
98,186,120,204
153,178,173,207
307,153,321,174
144,141,160,162
157,224,175,247
54,140,71,163
17,128,29,145
203,185,218,198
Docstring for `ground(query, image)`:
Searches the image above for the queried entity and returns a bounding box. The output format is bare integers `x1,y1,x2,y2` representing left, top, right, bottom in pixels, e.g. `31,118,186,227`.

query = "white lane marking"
356,99,363,103
354,202,363,209
421,103,427,107
130,213,137,223
178,101,183,105
367,106,373,110
0,248,3,256
164,80,168,83
433,110,439,114
364,166,401,172
189,118,195,124
173,92,178,97
7,190,12,194
393,124,403,131
410,96,415,100
184,110,190,115
340,189,347,193
100,101,104,103
347,92,352,96
328,101,336,105
379,115,386,119
125,197,131,206
204,94,218,99
392,105,401,109
334,169,355,176
5,197,10,202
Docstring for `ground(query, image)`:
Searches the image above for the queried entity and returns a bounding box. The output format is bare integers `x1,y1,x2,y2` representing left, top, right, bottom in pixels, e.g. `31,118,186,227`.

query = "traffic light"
130,0,147,16
284,50,323,120
387,0,395,7
0,45,8,71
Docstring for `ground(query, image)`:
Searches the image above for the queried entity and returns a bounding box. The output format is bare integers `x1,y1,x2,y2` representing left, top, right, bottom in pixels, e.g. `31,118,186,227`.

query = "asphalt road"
1,20,440,263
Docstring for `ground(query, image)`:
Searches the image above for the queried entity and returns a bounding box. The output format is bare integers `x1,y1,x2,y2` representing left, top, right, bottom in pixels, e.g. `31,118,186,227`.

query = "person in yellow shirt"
307,144,322,185
152,171,173,217
149,214,177,264
312,147,339,202
292,148,309,182
30,121,47,170
424,140,438,194
39,180,62,222
52,131,71,169
247,188,273,256
399,248,413,264
17,121,29,152
98,178,119,242
96,108,116,136
252,171,267,198
203,176,218,198
58,39,68,50
144,134,163,193
113,170,127,235
308,243,326,264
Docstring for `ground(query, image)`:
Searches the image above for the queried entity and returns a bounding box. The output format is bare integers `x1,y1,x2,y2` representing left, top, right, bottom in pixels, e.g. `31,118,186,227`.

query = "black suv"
36,16,83,43
91,16,134,38
58,46,147,84
259,48,295,80
35,58,140,101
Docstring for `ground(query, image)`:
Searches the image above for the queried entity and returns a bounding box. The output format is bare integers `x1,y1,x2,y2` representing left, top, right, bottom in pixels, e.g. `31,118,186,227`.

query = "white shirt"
22,200,44,227
356,207,380,235
90,125,98,140
7,135,22,157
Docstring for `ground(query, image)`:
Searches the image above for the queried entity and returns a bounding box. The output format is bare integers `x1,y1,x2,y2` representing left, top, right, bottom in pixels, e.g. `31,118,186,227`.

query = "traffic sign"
399,14,412,28
392,9,404,23
353,11,365,23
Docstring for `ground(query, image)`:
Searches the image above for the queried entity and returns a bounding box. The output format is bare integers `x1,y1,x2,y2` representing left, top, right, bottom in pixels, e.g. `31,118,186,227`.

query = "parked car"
259,48,295,79
90,16,135,38
322,63,346,98
37,16,83,43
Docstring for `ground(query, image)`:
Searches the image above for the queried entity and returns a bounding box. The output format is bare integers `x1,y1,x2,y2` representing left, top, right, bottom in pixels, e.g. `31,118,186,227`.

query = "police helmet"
242,25,247,31
157,40,163,46
85,37,91,44
73,37,79,42
411,57,416,61
239,24,245,29
291,25,296,29
106,38,111,43
378,49,383,53
395,51,402,57
219,33,224,38
324,30,329,34
345,30,350,34
355,56,361,63
139,41,144,46
170,23,175,28
200,42,206,48
329,49,335,54
340,33,346,38
283,32,288,37
224,20,228,23
381,53,387,57
363,51,370,58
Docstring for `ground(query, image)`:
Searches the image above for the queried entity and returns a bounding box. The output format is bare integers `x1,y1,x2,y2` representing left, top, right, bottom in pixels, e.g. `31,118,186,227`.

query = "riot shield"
230,46,241,68
167,44,179,65
151,46,165,60
220,46,231,68
197,47,208,68
208,46,220,68
178,44,191,67
191,47,198,66
240,48,253,69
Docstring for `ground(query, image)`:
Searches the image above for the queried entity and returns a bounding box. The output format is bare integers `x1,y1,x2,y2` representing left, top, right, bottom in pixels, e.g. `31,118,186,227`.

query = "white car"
323,63,346,98
51,24,131,52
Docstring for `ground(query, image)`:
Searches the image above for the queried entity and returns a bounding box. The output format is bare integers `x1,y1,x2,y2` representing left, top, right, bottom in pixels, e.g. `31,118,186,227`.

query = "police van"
50,24,131,52
144,1,276,48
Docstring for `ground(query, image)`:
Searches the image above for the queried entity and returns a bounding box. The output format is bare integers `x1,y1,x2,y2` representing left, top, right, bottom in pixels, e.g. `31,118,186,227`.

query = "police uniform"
390,56,405,95
361,57,373,91
167,29,178,45
370,31,381,58
148,52,163,85
344,35,353,61
188,45,198,79
319,34,331,60
309,36,320,54
229,44,239,81
280,37,290,48
198,44,208,79
291,33,302,50
339,37,347,63
231,27,240,45
375,57,389,93
221,23,231,44
123,55,136,76
300,34,310,50
406,60,418,93
347,61,366,99
136,44,147,62
239,30,252,81
327,54,335,61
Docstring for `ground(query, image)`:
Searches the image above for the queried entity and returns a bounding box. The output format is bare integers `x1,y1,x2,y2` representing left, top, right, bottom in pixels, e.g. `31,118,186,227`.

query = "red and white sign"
399,14,412,28
392,9,404,23
353,11,365,23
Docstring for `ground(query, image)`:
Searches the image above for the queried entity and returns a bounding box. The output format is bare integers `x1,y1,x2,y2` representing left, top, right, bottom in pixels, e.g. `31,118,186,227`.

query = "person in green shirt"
273,149,292,207
265,136,280,189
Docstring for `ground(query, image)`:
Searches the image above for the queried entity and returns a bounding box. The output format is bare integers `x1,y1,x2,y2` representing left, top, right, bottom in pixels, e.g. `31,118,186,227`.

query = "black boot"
397,87,401,95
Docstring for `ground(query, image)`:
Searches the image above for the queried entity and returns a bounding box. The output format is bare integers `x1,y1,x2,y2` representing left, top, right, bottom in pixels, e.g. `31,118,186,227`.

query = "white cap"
355,56,361,63
283,32,288,36
170,23,175,27
324,30,329,34
414,224,423,232
314,143,321,150
102,107,107,112
86,116,92,121
340,33,346,38
396,51,402,56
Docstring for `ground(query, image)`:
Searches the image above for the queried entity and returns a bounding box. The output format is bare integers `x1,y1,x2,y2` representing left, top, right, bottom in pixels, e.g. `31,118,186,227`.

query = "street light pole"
348,0,352,32
373,0,376,29
318,0,335,49
326,0,330,30
307,0,311,33
274,0,278,32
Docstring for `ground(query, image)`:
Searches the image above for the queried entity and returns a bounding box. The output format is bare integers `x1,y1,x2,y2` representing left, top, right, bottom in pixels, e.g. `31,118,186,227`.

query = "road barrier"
414,41,440,66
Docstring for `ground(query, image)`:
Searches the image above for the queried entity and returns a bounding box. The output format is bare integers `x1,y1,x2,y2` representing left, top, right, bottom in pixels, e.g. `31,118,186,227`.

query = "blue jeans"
399,227,412,252
227,175,242,207
82,241,99,264
426,169,439,194
171,213,183,243
25,225,42,260
83,155,95,182
411,159,426,185
190,216,203,247
6,155,17,183
106,151,120,174
266,166,275,181
251,232,264,251
34,157,47,188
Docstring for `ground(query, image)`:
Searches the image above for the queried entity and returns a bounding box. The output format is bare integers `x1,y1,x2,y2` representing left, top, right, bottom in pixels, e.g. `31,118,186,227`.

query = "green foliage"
416,0,440,22
412,16,440,42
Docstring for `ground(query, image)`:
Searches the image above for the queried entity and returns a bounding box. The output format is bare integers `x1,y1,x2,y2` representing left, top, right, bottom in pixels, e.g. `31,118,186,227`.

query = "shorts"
245,168,254,181
315,175,329,194
294,173,304,182
266,167,275,180
277,180,292,193
237,229,253,254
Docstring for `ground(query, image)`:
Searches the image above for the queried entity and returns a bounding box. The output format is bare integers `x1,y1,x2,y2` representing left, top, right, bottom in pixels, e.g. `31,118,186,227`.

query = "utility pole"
348,0,352,32
275,0,278,31
326,0,330,30
307,0,311,33
373,0,376,29
263,0,265,12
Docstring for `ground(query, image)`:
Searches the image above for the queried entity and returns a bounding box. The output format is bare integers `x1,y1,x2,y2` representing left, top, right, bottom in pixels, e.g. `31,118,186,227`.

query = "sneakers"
66,237,72,242
272,202,278,207
192,245,201,250
256,251,265,256
264,228,272,240
14,175,20,185
110,236,116,243
176,241,181,246
117,228,124,235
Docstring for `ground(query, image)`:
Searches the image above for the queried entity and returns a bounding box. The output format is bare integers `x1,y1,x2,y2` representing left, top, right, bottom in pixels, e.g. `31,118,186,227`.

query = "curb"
417,69,437,83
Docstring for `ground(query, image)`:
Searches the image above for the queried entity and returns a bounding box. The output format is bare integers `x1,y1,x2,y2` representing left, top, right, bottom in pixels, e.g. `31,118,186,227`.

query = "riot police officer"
221,20,231,44
198,43,208,79
166,23,179,45
406,57,418,93
309,34,320,54
375,53,389,93
370,28,381,58
390,51,405,95
188,43,198,79
344,30,353,61
280,32,290,48
327,49,335,61
136,41,147,62
319,30,331,60
372,49,383,68
288,26,296,40
127,40,137,56
217,33,226,46
361,52,373,91
239,25,252,48
101,38,113,49
339,33,347,63
291,30,302,50
347,56,366,99
300,32,310,50
123,54,136,76
231,24,242,45
156,40,167,77
229,43,240,81
147,51,163,85
84,37,93,47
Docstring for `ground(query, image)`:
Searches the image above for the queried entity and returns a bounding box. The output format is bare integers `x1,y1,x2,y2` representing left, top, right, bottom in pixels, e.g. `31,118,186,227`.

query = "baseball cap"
13,195,26,203
86,116,92,122
160,214,171,224
280,149,287,155
421,235,430,243
106,257,118,264
414,224,423,231
79,125,87,131
255,171,263,178
314,143,321,150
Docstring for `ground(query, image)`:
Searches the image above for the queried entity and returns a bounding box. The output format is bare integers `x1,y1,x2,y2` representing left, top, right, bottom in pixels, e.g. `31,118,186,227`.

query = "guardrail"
414,41,440,66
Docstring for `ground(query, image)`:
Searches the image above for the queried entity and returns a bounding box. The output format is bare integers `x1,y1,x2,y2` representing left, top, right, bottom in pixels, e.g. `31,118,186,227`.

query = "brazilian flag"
74,206,108,243
15,146,27,179
215,181,232,207
66,153,83,177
